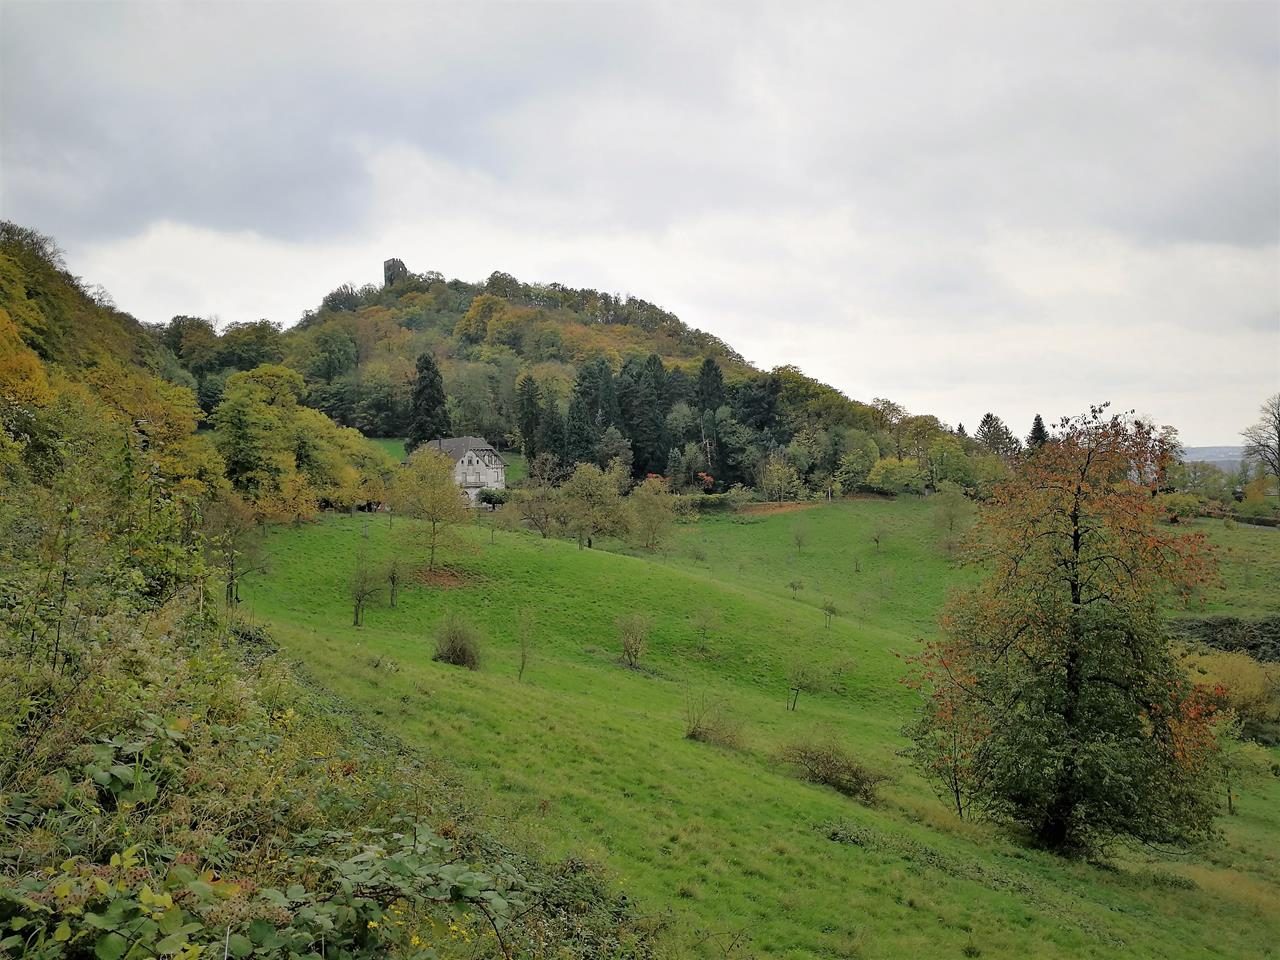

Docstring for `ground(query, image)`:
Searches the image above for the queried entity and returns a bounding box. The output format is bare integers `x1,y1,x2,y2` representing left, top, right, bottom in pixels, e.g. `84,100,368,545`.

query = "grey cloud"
2,0,1276,445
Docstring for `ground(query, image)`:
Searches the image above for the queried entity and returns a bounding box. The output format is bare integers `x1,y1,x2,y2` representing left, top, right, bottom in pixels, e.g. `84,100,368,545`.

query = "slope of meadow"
249,500,1280,960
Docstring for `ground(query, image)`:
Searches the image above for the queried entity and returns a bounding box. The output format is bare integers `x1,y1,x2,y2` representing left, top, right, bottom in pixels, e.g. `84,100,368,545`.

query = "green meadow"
248,500,1280,960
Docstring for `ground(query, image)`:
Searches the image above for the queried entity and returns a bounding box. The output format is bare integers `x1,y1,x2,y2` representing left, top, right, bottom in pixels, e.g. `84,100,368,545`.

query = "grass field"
247,499,1280,959
367,436,408,461
1176,518,1280,620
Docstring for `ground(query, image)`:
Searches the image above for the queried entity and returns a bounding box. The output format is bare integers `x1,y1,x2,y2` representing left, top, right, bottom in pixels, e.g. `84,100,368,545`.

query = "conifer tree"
696,357,725,412
1027,413,1049,449
405,352,451,454
515,374,543,458
975,412,1020,458
535,396,566,465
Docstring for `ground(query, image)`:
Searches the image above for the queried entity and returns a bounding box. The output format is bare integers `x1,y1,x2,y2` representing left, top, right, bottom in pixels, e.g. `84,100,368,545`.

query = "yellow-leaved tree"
391,448,469,571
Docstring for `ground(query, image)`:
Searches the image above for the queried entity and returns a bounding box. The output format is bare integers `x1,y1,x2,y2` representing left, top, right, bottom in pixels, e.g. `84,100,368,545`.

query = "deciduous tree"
1241,393,1280,495
909,406,1222,855
391,447,468,570
628,475,675,550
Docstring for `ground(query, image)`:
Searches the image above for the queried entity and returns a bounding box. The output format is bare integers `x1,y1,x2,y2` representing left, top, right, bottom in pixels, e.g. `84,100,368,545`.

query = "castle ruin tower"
383,257,408,287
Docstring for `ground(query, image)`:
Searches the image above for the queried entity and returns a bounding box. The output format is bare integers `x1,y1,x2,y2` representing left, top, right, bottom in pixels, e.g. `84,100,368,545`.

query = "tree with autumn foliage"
390,447,469,571
908,405,1223,855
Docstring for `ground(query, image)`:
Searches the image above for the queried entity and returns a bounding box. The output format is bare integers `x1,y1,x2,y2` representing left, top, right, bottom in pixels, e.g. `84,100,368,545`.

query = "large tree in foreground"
404,351,451,454
1241,393,1280,495
909,406,1222,855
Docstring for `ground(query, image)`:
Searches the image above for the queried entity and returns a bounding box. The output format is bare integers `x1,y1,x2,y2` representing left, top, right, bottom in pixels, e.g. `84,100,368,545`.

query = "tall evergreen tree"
629,370,663,476
975,412,1020,459
563,358,619,465
404,351,451,454
564,394,596,465
1027,414,1049,449
535,396,566,465
695,357,725,413
515,375,543,457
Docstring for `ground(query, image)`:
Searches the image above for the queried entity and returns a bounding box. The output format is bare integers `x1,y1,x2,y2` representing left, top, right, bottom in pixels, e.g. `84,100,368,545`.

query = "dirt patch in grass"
413,566,472,588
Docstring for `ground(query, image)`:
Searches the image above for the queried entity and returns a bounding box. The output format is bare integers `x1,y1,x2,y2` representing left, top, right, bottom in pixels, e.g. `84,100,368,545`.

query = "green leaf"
157,908,184,936
153,932,189,955
95,931,128,960
248,918,273,944
54,920,72,942
227,933,253,958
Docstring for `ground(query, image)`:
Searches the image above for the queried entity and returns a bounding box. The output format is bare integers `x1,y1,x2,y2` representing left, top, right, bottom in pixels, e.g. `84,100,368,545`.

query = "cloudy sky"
2,1,1277,444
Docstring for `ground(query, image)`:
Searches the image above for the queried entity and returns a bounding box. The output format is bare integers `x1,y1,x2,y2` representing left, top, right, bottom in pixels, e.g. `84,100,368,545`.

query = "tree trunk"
1040,492,1086,852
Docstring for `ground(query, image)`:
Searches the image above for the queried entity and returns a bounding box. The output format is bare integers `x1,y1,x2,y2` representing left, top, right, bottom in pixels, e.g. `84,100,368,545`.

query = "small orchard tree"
617,613,652,669
788,579,804,600
514,454,562,538
562,461,628,549
391,448,469,571
692,607,721,651
1215,713,1273,815
760,453,799,503
517,607,534,682
933,481,974,555
786,662,818,711
493,499,523,542
349,548,380,627
203,489,263,607
822,599,837,629
386,557,402,608
909,406,1222,855
628,475,676,550
791,523,808,556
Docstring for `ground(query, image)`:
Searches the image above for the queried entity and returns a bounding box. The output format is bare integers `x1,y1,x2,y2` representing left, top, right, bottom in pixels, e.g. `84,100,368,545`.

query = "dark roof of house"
428,436,506,465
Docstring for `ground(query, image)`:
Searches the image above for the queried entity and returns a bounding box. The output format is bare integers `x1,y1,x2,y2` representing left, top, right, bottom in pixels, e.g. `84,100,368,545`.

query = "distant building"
428,436,506,503
383,257,408,287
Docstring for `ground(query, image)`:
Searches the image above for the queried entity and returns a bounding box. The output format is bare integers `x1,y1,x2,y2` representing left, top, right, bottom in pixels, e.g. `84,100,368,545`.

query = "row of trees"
507,455,677,551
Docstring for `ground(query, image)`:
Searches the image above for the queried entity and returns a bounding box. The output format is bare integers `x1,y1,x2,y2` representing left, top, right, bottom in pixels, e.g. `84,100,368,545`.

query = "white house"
427,436,507,503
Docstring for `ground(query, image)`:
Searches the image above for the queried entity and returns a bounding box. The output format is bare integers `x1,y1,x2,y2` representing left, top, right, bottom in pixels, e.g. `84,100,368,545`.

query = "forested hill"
152,256,904,486
3,223,986,495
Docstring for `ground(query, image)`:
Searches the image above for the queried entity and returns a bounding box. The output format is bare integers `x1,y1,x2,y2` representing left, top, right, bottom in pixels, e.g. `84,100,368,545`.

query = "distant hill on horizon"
1184,445,1246,470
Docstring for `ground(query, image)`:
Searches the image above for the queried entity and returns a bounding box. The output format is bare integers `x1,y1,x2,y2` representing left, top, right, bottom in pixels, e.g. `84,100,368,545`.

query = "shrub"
777,737,886,803
684,690,742,749
433,611,482,670
616,613,652,669
1158,492,1202,523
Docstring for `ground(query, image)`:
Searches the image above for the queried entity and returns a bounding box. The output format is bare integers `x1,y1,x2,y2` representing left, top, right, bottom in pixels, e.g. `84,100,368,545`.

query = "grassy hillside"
248,500,1280,960
1176,518,1280,620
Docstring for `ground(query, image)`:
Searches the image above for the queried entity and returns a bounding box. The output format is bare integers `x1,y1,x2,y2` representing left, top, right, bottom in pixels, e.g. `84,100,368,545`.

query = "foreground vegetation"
246,503,1280,959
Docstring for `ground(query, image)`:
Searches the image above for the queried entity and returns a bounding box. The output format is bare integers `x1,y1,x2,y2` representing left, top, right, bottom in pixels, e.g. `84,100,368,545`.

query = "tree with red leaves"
908,405,1223,855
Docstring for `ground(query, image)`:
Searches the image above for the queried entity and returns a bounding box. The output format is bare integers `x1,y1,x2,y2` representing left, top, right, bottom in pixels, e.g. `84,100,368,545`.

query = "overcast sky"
2,1,1277,444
